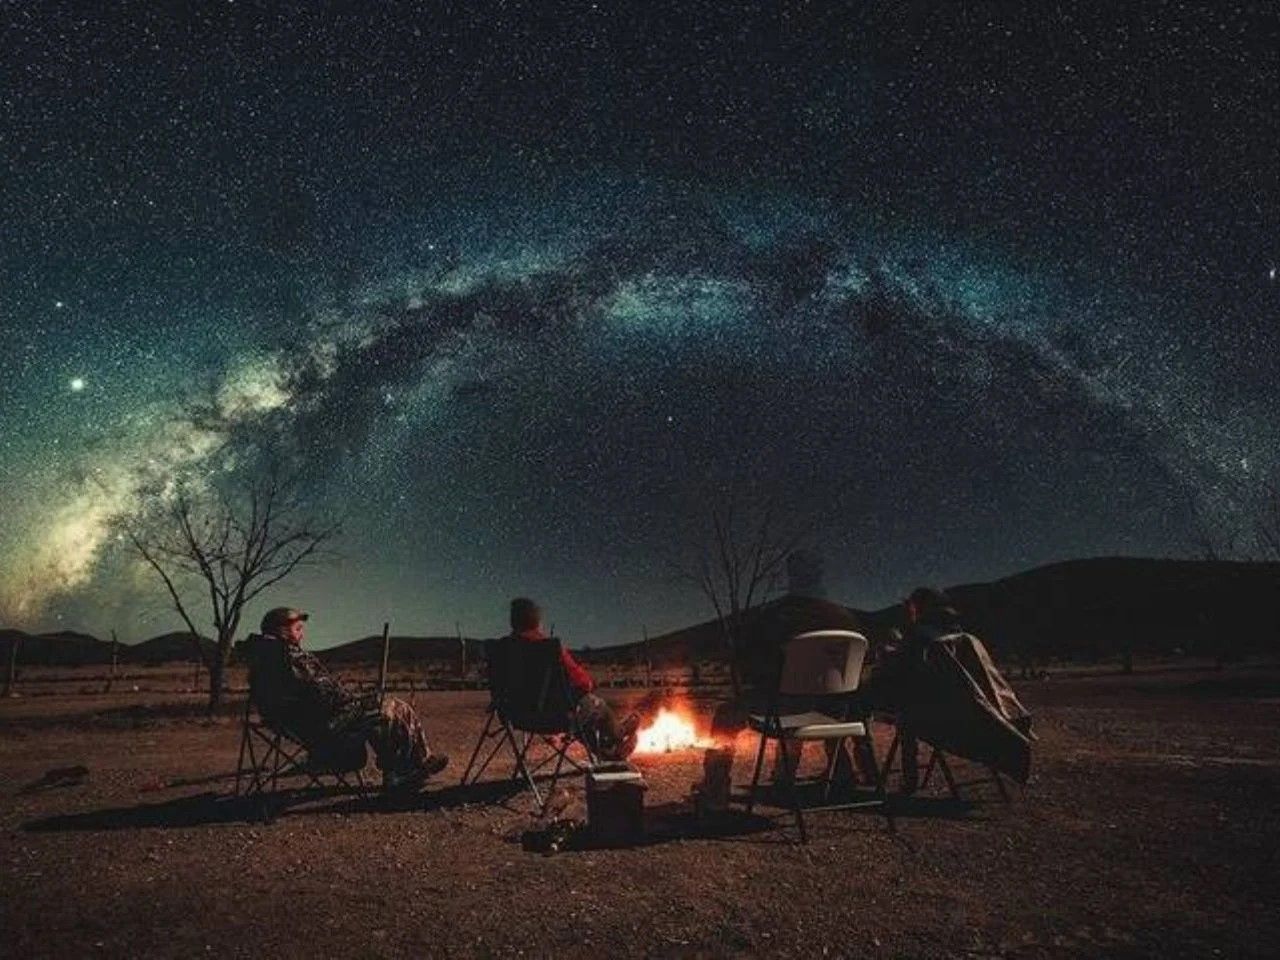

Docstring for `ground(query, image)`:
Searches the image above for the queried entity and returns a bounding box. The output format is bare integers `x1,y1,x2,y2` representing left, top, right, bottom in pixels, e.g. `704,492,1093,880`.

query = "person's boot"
383,754,448,794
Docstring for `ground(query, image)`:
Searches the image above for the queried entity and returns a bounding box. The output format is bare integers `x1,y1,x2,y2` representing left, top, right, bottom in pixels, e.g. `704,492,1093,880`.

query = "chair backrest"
777,630,868,697
483,636,576,734
237,636,326,744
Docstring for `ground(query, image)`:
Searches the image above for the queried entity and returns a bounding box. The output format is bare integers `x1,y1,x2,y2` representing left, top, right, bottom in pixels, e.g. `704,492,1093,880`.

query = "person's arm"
284,646,348,709
560,646,595,696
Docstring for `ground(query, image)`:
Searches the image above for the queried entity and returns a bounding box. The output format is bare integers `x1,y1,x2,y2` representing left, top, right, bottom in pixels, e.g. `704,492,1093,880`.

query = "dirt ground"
2,664,1278,959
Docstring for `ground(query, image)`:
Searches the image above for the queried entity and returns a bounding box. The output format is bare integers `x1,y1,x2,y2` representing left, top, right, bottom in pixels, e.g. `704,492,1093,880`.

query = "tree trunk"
207,657,225,713
206,636,232,714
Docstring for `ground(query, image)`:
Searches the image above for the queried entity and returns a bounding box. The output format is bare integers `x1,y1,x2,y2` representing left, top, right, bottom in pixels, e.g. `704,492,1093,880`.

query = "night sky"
2,2,1276,648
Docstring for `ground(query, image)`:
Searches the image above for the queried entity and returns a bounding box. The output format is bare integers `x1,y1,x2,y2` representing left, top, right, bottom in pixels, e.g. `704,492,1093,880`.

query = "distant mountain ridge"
3,557,1276,667
0,630,215,667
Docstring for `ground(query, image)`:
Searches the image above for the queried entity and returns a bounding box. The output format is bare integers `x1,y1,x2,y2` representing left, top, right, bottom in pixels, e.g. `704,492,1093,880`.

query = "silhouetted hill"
316,634,481,667
578,557,1278,667
936,557,1280,666
2,558,1275,669
0,630,113,666
573,596,881,667
124,633,216,665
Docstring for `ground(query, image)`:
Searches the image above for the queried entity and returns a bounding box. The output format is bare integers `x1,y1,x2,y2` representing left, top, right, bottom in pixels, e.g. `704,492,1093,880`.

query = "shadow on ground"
22,771,999,845
21,777,538,832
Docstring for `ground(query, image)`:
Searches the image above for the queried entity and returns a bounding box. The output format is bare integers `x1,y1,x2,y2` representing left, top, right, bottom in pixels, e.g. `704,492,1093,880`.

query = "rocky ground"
2,663,1278,958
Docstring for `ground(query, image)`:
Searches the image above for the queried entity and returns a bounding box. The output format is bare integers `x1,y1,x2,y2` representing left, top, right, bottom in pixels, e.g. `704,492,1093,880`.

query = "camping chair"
745,630,892,843
234,673,371,804
878,724,1011,803
459,636,597,812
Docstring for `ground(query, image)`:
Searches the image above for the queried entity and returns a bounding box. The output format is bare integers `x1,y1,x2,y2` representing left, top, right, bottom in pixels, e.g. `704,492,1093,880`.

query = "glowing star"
69,377,85,392
54,300,65,309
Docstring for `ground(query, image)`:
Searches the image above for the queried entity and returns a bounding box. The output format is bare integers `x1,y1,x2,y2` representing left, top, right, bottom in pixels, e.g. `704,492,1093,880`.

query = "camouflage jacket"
241,634,375,740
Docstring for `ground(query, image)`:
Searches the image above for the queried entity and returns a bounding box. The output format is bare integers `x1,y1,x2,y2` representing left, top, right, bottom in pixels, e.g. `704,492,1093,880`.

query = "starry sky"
1,2,1276,648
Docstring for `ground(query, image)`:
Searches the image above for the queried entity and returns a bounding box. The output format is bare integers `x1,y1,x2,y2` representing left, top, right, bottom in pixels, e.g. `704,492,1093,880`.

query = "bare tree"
127,467,339,712
674,492,807,698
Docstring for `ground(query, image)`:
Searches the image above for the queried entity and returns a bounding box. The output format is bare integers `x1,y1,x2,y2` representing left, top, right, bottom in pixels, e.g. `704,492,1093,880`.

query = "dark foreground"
2,665,1279,959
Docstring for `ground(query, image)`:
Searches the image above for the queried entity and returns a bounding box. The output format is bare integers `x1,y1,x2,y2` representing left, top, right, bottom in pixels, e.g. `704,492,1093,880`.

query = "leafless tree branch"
128,465,339,711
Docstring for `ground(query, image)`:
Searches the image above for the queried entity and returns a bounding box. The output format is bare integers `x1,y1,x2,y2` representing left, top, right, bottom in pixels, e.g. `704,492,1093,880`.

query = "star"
69,377,85,392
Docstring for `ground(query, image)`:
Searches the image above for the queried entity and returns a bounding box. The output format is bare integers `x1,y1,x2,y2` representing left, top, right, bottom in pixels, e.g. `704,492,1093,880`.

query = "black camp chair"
459,636,597,812
235,659,371,804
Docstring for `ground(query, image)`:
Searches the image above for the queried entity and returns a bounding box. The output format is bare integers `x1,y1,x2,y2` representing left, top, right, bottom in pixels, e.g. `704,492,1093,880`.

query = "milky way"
1,4,1274,644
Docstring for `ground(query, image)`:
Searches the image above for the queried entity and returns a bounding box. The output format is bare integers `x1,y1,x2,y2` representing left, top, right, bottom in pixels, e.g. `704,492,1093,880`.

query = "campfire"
633,705,718,754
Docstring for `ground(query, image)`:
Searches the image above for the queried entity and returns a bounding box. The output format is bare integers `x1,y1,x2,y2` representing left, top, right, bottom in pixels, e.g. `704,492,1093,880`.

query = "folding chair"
459,636,597,812
745,630,892,843
878,723,1011,803
234,676,371,803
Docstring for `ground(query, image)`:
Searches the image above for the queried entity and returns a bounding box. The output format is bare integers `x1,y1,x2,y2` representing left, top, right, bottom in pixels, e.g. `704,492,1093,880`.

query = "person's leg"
574,693,636,760
369,697,445,783
771,740,805,788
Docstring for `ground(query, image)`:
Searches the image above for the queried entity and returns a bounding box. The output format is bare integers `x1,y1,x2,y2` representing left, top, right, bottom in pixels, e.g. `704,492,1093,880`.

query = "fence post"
104,630,119,694
3,633,19,698
457,621,466,679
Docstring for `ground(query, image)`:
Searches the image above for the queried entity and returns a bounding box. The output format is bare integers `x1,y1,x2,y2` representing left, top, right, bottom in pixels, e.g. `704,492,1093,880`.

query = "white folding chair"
745,630,893,842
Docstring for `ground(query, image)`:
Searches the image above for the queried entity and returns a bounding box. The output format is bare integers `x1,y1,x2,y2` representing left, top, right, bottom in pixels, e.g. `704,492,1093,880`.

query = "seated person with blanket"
878,586,1034,792
240,607,448,792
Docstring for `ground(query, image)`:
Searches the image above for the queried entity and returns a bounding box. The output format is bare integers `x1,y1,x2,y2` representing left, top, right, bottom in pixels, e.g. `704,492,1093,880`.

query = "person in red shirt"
509,597,639,760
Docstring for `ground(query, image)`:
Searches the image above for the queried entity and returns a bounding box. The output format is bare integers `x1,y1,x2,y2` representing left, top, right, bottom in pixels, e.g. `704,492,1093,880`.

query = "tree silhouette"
674,491,805,698
127,467,339,712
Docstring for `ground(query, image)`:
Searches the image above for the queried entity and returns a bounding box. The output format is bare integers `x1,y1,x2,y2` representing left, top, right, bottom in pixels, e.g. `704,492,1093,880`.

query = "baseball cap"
260,607,309,633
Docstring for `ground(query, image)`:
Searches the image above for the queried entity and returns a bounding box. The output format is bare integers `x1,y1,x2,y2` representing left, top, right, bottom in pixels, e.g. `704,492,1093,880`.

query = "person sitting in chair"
878,586,1033,793
241,607,448,792
508,597,644,761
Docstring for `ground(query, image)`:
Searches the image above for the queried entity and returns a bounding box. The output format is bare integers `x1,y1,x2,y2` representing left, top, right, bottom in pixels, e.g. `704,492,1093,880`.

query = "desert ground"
2,662,1278,959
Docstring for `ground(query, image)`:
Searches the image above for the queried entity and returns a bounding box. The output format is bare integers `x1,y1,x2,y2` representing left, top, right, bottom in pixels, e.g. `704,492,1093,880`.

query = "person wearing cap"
247,607,448,792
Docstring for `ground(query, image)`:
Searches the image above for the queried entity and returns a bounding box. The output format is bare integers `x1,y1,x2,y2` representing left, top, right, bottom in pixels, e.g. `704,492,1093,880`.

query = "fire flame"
634,706,718,754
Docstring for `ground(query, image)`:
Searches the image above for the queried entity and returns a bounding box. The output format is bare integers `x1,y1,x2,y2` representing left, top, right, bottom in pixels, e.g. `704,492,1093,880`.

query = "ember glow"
633,707,718,754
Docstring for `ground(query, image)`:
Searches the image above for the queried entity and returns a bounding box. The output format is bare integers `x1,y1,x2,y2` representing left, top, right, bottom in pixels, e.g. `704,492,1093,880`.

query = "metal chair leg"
991,768,1010,803
775,734,806,844
539,744,569,815
506,726,543,808
821,736,844,803
935,749,961,800
460,710,498,785
859,729,894,833
921,746,938,790
879,729,901,792
236,712,251,796
745,732,769,815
